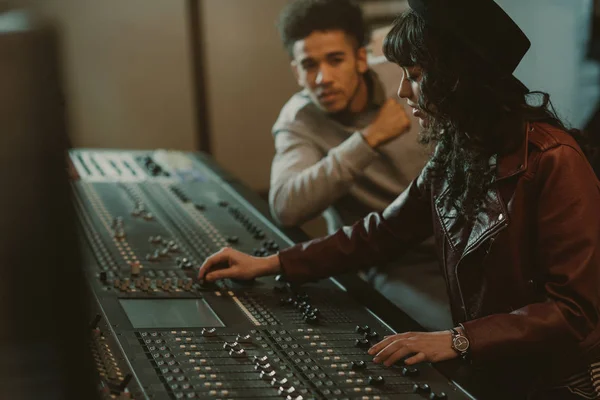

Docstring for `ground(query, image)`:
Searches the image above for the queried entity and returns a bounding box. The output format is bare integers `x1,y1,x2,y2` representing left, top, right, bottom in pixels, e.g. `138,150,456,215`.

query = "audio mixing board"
69,149,478,400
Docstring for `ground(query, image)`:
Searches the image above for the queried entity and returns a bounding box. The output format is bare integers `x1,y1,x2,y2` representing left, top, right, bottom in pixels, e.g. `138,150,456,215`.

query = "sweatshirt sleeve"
277,170,434,283
269,127,379,227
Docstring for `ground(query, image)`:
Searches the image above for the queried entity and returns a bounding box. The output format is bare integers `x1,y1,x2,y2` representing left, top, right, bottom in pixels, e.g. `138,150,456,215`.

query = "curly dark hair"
383,9,587,221
278,0,368,57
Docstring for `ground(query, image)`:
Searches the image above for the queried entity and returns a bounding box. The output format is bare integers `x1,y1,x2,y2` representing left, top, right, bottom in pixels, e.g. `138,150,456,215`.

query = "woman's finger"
373,339,410,364
404,352,427,365
198,248,231,279
381,346,415,367
368,335,397,355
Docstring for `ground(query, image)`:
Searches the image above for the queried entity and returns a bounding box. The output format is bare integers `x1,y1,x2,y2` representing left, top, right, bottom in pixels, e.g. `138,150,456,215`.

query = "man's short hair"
278,0,368,57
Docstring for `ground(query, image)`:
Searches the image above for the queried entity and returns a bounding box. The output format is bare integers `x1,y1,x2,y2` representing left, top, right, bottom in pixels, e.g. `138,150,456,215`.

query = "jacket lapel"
434,124,530,258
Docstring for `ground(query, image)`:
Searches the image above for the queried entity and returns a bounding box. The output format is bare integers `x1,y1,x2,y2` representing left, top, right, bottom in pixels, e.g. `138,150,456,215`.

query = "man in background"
269,0,452,331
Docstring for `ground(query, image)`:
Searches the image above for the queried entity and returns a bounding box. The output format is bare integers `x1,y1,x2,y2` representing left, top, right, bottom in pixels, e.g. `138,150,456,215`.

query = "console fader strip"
70,149,475,400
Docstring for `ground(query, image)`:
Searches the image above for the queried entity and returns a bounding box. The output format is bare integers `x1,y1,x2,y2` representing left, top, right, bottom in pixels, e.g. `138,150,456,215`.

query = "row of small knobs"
279,295,319,324
146,236,182,262
228,206,267,239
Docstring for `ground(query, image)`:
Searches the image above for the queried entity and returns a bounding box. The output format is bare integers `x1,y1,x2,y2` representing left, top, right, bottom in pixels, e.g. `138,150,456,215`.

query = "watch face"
453,336,469,352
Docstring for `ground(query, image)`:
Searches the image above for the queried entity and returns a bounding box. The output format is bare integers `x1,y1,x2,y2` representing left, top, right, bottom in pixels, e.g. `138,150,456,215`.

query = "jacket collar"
496,123,530,181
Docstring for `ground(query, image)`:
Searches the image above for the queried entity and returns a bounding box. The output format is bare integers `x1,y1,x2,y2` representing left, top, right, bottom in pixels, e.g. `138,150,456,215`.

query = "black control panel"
70,149,476,400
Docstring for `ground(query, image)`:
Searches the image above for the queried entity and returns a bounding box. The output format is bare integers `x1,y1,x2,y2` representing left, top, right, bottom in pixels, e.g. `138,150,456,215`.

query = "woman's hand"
368,330,458,366
197,247,281,282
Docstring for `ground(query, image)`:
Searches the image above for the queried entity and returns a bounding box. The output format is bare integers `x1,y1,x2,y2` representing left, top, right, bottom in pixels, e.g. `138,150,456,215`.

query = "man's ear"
290,60,302,86
356,47,368,74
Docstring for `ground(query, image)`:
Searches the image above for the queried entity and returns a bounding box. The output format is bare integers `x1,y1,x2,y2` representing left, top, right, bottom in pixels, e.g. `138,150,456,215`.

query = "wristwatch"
450,327,470,360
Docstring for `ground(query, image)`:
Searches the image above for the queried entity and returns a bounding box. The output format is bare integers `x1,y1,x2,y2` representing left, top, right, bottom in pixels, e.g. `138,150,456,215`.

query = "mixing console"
69,149,477,400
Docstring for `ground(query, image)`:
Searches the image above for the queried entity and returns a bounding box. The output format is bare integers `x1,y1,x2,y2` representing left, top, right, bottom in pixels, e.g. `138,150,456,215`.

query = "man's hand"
368,331,458,366
362,98,412,148
197,247,281,282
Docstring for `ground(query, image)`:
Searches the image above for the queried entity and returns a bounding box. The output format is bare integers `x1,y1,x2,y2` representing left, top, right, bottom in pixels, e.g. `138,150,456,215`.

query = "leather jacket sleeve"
462,144,600,362
278,168,435,283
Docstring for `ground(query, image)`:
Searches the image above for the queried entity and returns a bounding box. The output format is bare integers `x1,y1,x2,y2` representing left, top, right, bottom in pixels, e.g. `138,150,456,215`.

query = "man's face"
291,30,368,113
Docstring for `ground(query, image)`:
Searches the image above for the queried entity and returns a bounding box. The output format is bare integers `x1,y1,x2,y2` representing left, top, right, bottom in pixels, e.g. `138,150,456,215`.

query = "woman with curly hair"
199,0,600,398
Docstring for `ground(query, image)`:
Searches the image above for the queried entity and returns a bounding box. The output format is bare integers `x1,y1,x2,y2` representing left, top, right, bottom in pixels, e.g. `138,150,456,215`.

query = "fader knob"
355,325,371,334
413,383,431,394
430,392,448,400
223,342,239,350
279,297,294,306
236,334,252,343
304,314,318,324
351,360,367,370
355,338,370,348
364,331,379,340
260,370,276,379
401,366,420,377
229,348,246,358
296,293,309,301
278,386,296,396
254,363,272,371
150,236,162,244
271,377,289,387
201,328,217,337
253,355,269,364
129,261,141,276
368,376,385,386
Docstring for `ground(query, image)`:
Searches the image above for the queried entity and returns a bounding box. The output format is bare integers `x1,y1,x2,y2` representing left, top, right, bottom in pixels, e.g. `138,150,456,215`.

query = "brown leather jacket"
279,122,600,385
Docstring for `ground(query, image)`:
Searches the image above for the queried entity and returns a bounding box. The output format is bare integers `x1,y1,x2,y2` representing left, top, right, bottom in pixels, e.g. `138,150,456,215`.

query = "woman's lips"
412,108,424,118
